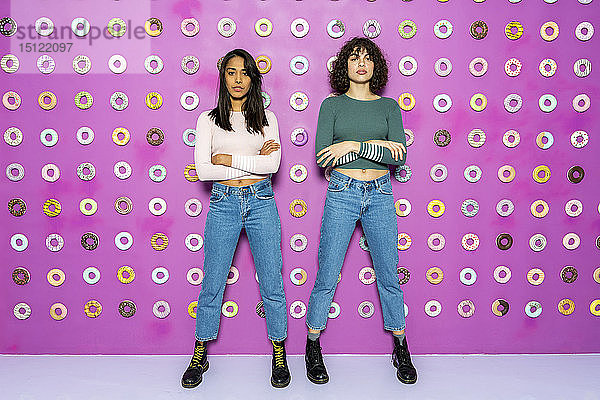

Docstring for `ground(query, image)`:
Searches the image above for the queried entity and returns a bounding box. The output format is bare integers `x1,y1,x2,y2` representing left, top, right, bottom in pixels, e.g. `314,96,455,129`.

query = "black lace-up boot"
392,336,417,384
305,336,329,384
271,340,291,388
181,340,209,388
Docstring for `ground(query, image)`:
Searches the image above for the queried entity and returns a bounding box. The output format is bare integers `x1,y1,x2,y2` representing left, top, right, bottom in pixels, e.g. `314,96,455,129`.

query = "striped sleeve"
334,152,359,166
357,142,385,163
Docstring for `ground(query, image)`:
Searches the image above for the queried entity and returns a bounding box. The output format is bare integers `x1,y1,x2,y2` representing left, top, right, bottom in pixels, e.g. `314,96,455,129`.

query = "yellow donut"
255,18,273,37
558,298,575,316
527,268,545,286
112,127,130,146
145,91,163,109
540,21,559,41
222,300,239,317
184,164,198,182
426,266,444,284
151,232,169,250
145,17,163,37
590,299,600,316
289,199,307,218
505,21,523,40
84,300,102,318
530,199,549,218
255,55,271,74
79,198,98,216
38,91,57,110
188,301,198,318
470,93,487,111
50,302,68,321
533,165,551,183
43,198,62,217
398,93,416,111
397,233,412,250
47,268,66,286
117,265,135,284
427,200,445,217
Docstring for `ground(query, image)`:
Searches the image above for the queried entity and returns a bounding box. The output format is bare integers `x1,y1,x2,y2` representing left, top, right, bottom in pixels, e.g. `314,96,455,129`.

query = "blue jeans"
306,169,406,332
195,178,287,342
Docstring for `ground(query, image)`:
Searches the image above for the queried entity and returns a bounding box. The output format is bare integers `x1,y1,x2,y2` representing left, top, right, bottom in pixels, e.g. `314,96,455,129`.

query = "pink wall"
2,0,599,355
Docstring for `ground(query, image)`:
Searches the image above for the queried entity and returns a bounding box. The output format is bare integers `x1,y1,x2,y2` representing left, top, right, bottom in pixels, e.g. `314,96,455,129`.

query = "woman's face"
225,56,251,100
347,47,374,84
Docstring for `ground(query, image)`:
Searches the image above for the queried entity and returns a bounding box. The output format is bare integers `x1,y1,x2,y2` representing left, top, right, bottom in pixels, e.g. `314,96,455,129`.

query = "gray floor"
1,354,598,400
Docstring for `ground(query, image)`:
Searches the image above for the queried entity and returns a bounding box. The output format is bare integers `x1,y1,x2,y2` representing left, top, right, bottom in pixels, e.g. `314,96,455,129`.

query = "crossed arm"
314,100,408,168
193,112,282,181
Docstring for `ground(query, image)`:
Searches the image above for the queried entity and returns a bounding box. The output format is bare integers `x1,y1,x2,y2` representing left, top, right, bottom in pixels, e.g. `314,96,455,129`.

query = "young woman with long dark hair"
304,37,418,385
181,48,290,389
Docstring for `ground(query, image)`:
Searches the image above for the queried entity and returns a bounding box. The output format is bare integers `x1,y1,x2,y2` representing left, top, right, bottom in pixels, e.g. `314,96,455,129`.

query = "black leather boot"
271,340,291,388
305,336,329,384
181,340,209,388
392,336,417,384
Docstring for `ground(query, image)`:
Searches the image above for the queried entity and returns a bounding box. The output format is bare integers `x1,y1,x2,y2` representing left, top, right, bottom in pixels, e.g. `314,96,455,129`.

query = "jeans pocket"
376,181,394,195
255,186,274,200
209,190,226,203
327,179,349,192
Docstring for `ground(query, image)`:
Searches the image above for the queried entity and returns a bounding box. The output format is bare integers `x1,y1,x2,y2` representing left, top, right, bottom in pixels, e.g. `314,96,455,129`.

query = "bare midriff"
335,168,388,181
218,177,266,186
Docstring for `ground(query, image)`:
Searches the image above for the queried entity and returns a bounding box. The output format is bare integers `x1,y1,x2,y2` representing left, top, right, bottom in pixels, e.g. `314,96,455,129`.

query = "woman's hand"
365,139,406,161
259,139,280,155
317,141,360,167
211,154,232,166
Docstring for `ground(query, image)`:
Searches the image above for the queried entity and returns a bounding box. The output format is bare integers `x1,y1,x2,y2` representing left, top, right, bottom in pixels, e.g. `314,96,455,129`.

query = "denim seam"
195,333,218,342
384,324,406,332
306,321,325,331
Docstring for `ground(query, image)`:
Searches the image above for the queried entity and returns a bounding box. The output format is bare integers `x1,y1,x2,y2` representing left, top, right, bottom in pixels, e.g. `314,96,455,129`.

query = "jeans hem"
195,333,218,342
384,325,406,332
268,334,288,342
306,322,325,331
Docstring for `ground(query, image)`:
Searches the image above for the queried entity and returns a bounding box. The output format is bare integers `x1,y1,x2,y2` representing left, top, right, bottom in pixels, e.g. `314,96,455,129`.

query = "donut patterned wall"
2,0,599,355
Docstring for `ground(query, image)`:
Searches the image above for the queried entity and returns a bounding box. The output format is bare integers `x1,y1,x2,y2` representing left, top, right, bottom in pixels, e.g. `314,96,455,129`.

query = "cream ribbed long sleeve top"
193,109,281,181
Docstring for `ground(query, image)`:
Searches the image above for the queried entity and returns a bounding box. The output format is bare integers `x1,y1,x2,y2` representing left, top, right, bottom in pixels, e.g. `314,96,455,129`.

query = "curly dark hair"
329,37,389,94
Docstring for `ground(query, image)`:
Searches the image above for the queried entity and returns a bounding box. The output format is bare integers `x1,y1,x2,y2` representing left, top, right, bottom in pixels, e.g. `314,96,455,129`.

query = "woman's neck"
230,97,244,112
345,82,379,100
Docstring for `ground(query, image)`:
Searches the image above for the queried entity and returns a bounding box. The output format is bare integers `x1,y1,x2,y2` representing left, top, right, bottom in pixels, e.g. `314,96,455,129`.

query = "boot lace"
308,341,323,365
273,342,285,368
189,342,205,368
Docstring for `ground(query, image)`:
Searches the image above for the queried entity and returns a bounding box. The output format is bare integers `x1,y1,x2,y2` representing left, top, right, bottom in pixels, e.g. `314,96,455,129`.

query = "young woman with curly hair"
181,48,290,389
304,37,418,385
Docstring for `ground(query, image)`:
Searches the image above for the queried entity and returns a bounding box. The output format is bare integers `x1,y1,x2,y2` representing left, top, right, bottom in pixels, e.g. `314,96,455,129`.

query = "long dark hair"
329,37,389,94
209,49,268,135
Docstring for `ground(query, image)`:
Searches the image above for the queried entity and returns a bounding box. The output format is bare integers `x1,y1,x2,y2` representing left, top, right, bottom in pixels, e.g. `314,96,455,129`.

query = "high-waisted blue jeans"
306,169,406,332
195,178,287,342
